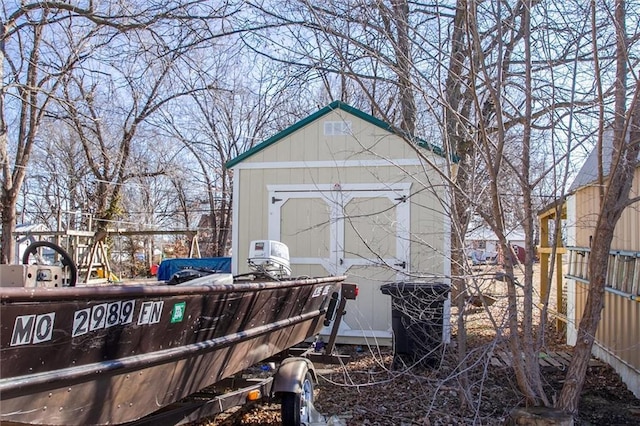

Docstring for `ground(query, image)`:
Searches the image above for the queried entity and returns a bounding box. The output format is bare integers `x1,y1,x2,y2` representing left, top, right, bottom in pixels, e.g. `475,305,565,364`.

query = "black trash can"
380,281,450,369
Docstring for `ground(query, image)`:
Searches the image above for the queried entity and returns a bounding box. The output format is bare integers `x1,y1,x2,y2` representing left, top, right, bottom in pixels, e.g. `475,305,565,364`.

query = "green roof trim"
225,101,449,169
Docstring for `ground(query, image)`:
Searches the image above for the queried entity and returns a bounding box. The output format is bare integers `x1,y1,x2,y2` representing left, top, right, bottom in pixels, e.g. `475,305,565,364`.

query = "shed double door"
268,183,410,340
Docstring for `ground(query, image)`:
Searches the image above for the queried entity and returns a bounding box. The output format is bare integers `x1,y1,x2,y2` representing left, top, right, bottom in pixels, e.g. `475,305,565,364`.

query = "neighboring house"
466,226,526,265
563,131,640,397
226,102,451,343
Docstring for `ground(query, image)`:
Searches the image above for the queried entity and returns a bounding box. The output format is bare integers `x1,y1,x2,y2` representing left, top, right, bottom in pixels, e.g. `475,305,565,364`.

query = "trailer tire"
280,371,314,426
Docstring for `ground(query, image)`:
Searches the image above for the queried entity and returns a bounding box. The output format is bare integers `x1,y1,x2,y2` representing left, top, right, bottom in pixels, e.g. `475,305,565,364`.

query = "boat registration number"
9,300,166,346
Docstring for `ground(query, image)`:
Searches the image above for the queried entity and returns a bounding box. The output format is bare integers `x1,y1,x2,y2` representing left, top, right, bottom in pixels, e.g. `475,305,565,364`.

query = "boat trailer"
0,240,356,425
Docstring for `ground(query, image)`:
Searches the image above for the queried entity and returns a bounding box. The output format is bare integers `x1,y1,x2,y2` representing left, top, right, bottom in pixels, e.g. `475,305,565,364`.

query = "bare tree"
247,0,624,416
2,4,90,262
557,0,640,413
156,53,305,256
244,0,422,131
22,121,92,228
57,51,182,233
1,1,218,263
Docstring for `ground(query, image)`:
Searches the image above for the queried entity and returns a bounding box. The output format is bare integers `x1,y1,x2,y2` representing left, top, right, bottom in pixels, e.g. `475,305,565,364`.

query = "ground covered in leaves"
195,267,639,425
194,338,639,426
314,344,639,425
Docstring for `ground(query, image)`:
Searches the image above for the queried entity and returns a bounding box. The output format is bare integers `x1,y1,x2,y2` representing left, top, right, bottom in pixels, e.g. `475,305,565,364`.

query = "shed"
226,102,451,343
562,128,640,397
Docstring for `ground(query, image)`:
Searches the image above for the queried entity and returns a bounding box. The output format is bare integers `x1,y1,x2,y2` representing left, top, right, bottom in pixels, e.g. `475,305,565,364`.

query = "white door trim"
267,183,411,192
267,183,412,276
231,175,241,275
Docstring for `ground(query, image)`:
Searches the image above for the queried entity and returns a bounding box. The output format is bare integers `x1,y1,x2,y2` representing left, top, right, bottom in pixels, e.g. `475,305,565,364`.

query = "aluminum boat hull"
0,276,345,425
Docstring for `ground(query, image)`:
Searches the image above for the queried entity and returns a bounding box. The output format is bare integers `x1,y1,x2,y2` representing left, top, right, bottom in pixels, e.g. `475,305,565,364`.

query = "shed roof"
569,129,615,192
569,128,640,192
225,101,447,169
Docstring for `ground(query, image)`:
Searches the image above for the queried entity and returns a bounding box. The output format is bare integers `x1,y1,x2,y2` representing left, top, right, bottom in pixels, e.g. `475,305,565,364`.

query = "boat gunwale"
0,275,348,302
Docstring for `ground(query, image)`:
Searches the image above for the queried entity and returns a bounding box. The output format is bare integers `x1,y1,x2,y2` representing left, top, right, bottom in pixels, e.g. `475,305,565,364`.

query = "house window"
324,121,352,136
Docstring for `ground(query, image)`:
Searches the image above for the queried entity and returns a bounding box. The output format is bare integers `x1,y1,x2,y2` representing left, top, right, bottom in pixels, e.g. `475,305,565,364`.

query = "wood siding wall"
571,166,640,388
573,167,640,250
233,108,449,277
234,164,447,276
575,281,640,370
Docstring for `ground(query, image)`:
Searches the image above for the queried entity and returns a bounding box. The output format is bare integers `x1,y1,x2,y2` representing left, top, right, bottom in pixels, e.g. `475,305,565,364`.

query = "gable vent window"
324,121,352,136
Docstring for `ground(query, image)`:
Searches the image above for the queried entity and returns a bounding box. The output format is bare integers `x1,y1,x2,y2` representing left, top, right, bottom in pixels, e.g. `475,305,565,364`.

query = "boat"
0,240,352,425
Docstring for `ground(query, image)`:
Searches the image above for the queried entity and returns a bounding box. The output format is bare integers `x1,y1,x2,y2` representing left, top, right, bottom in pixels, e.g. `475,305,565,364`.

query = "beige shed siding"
410,185,446,273
239,170,361,193
243,112,418,164
234,164,446,275
280,197,331,258
235,172,268,269
343,197,396,259
246,166,443,200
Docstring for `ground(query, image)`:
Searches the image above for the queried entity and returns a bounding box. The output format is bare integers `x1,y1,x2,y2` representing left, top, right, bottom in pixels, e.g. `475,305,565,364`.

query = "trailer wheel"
281,371,314,426
22,241,77,287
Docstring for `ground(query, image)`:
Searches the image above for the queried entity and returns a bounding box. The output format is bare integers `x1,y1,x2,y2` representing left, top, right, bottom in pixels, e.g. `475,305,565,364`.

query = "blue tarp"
157,257,232,281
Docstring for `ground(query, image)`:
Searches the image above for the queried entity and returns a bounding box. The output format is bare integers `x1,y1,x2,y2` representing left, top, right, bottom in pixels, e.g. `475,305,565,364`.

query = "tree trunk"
557,120,640,412
391,0,416,135
1,200,17,264
444,0,474,410
506,407,574,426
0,25,9,264
520,0,548,405
557,0,640,413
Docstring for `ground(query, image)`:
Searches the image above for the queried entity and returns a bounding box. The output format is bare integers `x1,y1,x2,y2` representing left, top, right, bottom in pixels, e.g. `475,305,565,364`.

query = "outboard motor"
247,240,292,279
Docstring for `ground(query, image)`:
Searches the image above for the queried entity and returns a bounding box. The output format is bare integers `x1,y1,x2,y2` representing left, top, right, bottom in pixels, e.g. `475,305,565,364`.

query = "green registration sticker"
170,302,186,323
